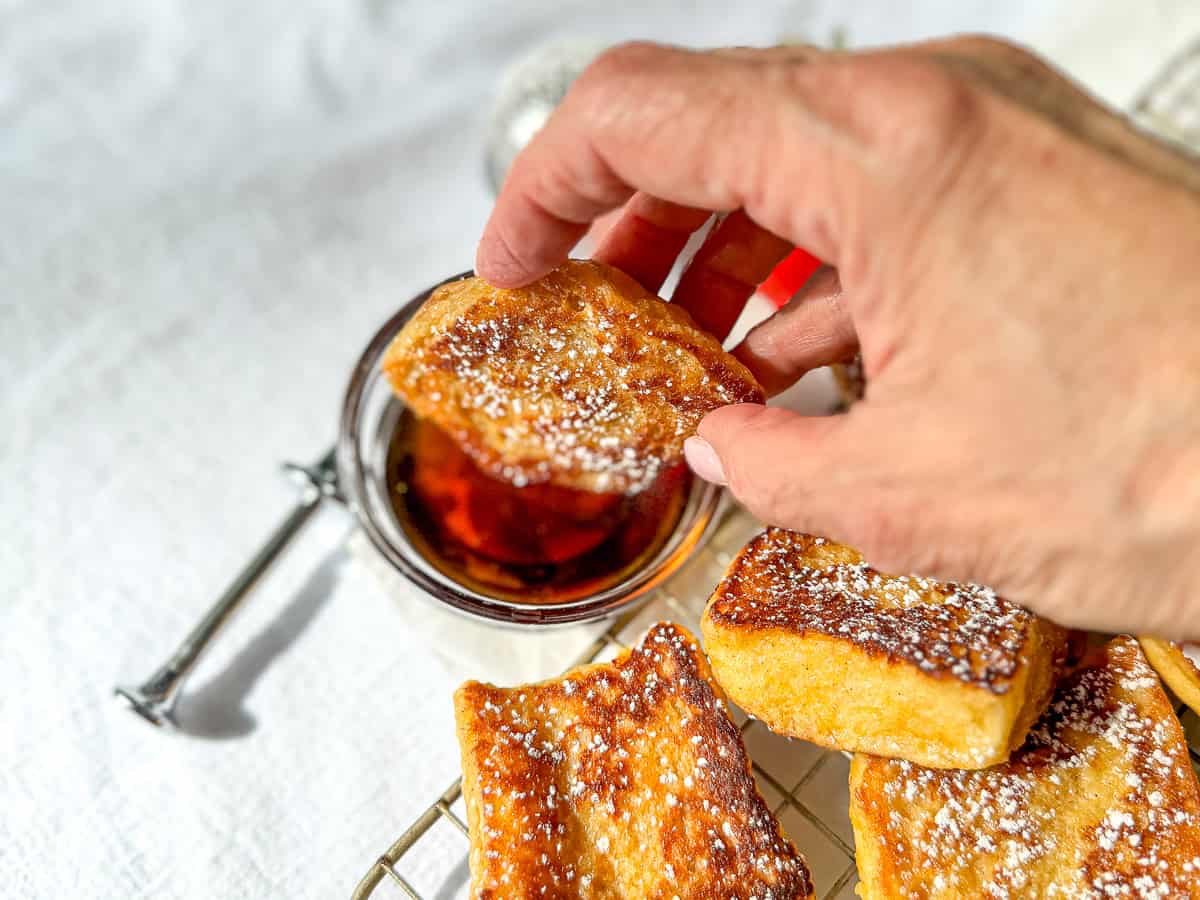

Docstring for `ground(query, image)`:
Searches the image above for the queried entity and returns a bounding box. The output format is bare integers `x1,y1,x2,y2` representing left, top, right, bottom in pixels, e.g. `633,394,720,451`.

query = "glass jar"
336,273,723,626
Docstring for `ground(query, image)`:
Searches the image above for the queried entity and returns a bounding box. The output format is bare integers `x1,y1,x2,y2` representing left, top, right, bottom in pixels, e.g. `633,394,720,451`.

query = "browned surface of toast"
383,260,764,494
830,355,865,408
453,622,812,899
850,637,1200,899
702,529,1067,768
1140,638,1200,716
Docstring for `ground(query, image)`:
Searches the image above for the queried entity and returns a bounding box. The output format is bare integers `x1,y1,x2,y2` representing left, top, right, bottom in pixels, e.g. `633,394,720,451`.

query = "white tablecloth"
4,2,1198,897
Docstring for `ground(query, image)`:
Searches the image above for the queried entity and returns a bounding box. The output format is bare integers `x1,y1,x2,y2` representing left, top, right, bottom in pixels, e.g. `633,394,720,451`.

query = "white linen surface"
3,1,1198,897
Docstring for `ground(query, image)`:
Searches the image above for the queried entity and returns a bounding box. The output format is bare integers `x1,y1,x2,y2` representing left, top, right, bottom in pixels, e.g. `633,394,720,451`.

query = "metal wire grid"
350,506,863,900
351,39,1200,900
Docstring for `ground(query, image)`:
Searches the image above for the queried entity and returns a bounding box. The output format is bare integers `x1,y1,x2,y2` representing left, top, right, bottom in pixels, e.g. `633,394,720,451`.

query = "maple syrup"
385,410,693,603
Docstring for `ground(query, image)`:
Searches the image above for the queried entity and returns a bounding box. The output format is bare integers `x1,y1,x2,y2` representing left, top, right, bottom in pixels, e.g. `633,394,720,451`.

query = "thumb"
685,403,930,573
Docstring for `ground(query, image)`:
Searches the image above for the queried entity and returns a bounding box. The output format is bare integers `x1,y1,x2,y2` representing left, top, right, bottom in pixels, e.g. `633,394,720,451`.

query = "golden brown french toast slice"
850,637,1200,899
701,529,1068,769
454,622,813,899
383,259,763,494
1140,637,1200,715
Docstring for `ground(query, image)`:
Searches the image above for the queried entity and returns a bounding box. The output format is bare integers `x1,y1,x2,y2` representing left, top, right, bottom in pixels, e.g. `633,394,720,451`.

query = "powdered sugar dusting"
708,529,1034,692
856,638,1200,898
385,260,763,494
457,622,812,898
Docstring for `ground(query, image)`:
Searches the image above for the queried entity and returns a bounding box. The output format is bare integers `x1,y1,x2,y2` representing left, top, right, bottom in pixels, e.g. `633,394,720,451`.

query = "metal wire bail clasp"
114,447,341,729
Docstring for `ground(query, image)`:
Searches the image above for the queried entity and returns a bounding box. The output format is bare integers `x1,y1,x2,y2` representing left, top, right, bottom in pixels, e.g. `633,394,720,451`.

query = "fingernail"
684,436,727,486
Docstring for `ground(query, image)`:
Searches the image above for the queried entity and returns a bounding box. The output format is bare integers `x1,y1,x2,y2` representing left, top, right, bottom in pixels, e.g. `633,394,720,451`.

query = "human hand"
475,38,1200,640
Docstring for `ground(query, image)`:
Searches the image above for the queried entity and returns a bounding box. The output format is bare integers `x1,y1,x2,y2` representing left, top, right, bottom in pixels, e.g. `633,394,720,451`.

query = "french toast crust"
850,637,1200,899
1139,637,1200,716
384,260,764,494
455,622,813,899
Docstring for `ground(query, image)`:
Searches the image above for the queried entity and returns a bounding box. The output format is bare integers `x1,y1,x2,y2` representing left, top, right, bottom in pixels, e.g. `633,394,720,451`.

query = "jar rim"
335,273,723,627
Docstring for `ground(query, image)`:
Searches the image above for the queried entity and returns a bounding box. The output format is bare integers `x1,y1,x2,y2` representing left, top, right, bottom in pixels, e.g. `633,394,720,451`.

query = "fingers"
686,403,947,576
670,209,792,341
594,198,794,339
685,406,852,530
684,403,882,546
479,36,1179,295
732,266,856,394
593,193,713,293
476,42,906,287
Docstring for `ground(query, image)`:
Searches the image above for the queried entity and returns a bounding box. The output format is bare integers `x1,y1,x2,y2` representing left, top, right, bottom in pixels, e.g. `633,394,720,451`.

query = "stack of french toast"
454,528,1200,898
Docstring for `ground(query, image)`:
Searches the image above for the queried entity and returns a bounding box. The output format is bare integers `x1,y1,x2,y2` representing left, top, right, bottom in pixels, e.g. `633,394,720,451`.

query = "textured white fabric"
3,2,1198,897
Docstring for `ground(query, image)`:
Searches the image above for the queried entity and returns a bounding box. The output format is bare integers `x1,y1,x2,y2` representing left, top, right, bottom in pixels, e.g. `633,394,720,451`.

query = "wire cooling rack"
351,507,866,900
351,38,1200,900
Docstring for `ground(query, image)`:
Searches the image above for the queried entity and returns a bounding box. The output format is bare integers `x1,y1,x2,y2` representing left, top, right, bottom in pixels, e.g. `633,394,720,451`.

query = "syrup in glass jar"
385,410,692,604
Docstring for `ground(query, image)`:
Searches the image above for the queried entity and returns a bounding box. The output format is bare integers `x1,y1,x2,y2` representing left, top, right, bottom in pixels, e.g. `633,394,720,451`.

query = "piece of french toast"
830,354,865,409
850,636,1200,899
454,622,813,899
1140,638,1200,716
383,259,764,494
701,529,1068,769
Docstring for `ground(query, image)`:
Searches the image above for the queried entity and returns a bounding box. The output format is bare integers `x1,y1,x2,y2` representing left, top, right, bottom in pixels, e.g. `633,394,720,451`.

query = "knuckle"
801,53,982,176
796,51,982,152
818,54,987,265
867,59,981,171
575,41,664,95
567,42,690,147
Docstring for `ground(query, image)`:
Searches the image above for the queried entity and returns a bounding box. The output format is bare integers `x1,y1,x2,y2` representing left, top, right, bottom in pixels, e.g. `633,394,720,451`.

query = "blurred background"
3,1,1200,898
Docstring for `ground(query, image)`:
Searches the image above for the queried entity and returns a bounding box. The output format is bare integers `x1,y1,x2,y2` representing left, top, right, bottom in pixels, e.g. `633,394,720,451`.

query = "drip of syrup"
386,411,692,603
